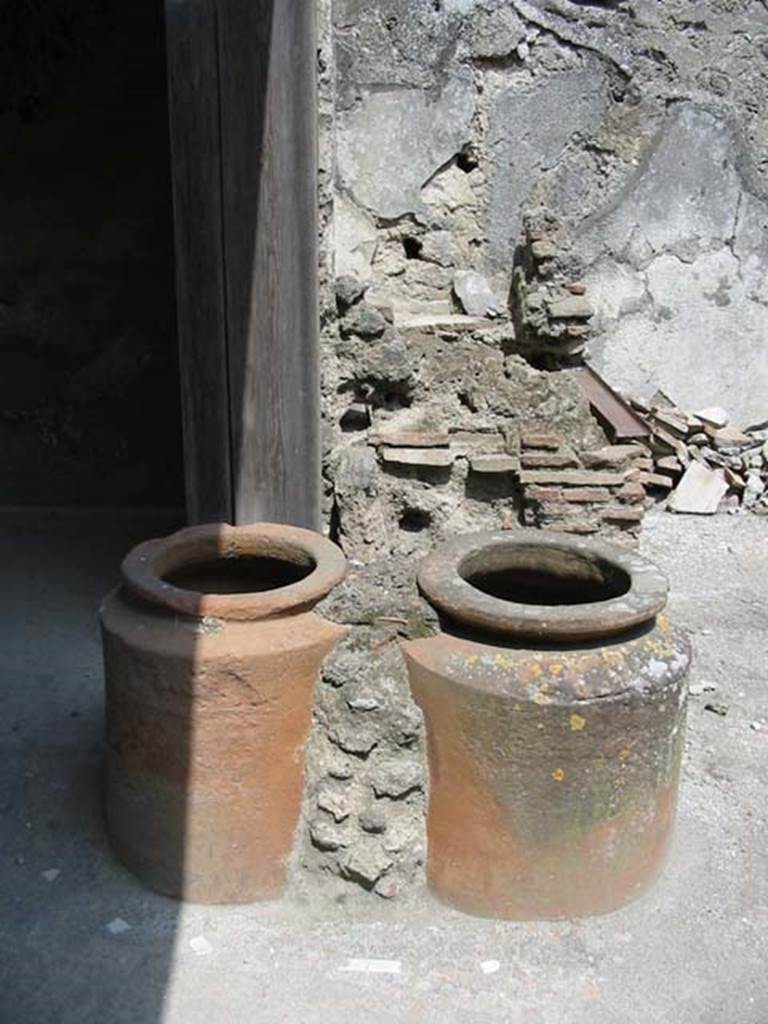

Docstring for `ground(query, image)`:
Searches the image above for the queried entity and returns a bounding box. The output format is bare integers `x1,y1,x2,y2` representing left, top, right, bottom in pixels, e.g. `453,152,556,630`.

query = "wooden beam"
165,0,232,524
572,365,650,443
165,0,320,529
220,1,320,528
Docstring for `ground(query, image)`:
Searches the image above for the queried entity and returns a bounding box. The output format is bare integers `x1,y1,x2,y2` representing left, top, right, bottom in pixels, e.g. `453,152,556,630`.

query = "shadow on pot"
101,522,347,903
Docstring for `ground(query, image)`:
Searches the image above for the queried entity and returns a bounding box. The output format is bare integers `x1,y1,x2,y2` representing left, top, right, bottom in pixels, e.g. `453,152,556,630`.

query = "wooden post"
165,0,320,529
165,0,232,524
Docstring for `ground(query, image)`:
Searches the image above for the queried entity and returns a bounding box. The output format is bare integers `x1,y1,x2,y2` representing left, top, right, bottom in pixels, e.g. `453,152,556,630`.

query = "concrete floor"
0,506,766,1024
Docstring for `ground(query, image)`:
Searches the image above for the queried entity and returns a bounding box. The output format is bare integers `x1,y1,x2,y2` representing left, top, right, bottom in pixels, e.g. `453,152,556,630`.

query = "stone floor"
0,506,766,1024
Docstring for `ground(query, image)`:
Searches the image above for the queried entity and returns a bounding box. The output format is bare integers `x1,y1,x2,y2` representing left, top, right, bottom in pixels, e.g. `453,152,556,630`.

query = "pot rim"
121,522,347,621
416,529,668,642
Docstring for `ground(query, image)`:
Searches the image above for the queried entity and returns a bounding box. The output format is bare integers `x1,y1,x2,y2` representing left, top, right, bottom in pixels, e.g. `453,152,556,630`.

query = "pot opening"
459,543,631,607
163,554,315,595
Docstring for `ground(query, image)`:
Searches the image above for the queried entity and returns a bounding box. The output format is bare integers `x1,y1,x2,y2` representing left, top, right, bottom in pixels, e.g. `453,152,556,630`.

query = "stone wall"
319,1,768,534
302,0,768,899
297,560,434,900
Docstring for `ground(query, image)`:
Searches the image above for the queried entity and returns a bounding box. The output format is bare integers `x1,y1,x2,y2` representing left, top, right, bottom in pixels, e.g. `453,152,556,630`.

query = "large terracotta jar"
403,530,690,920
101,523,346,903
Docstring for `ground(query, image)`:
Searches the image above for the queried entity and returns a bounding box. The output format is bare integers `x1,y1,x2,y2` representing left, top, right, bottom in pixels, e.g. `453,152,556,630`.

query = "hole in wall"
398,508,432,533
339,378,413,413
465,470,520,504
367,382,414,411
381,389,413,409
402,236,423,259
382,461,451,484
329,498,342,546
456,148,478,173
339,404,370,432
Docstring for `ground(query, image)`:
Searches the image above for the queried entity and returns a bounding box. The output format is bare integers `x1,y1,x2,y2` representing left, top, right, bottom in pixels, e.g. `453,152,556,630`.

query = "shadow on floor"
0,507,182,1024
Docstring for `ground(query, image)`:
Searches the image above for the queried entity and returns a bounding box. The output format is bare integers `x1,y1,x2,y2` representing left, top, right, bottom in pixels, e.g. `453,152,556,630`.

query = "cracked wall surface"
322,0,768,433
581,106,768,425
304,0,768,898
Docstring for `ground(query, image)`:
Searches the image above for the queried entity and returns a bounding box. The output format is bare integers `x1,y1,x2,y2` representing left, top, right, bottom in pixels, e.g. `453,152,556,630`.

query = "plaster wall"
320,0,768,446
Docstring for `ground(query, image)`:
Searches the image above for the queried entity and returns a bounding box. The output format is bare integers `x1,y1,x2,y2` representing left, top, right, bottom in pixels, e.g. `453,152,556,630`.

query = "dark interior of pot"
459,543,631,607
163,555,315,595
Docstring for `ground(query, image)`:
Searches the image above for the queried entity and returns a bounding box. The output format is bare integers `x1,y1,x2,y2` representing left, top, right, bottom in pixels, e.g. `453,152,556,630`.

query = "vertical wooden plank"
165,0,233,524
219,0,321,529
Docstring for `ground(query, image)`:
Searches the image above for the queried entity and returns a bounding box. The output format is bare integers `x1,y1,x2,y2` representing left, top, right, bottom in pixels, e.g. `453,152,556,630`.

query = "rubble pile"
298,561,434,900
324,276,607,561
510,219,594,366
519,431,645,544
629,393,768,517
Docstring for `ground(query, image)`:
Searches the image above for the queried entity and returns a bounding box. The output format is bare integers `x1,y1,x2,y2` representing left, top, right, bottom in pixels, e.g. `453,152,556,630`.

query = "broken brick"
449,429,504,455
520,432,563,451
380,448,453,469
724,466,746,490
470,455,518,474
561,487,612,504
520,469,627,487
638,471,674,490
616,480,646,504
656,455,683,477
547,295,593,319
627,457,655,473
520,452,579,469
600,506,644,524
532,501,581,519
525,486,563,503
711,425,752,450
649,409,688,436
557,520,601,535
368,430,449,448
581,445,646,469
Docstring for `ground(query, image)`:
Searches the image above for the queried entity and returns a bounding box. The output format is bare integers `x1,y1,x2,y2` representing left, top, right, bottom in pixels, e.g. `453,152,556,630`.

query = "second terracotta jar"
403,529,690,920
101,522,346,903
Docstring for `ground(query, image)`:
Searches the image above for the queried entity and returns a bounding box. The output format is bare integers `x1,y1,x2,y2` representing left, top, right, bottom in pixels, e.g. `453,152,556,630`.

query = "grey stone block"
337,69,475,219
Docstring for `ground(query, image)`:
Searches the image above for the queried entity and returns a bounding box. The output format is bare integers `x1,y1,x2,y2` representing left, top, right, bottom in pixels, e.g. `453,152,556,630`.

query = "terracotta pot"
101,522,346,903
402,529,690,920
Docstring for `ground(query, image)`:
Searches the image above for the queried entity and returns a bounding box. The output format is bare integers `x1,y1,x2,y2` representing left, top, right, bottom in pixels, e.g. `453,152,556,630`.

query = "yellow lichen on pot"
403,528,690,920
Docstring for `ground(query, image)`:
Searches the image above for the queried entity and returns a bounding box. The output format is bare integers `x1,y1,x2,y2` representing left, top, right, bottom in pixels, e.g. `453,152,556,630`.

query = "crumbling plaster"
307,0,768,896
321,0,768,432
581,107,768,425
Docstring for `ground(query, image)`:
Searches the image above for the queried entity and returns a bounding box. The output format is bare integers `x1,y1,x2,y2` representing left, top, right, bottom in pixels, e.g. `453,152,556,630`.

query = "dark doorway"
0,0,183,506
0,6,181,1022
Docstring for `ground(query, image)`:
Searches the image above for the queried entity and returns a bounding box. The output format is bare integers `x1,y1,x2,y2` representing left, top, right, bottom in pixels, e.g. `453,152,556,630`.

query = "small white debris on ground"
189,935,213,957
40,869,60,882
105,918,131,935
338,958,402,975
480,960,501,975
668,461,727,515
